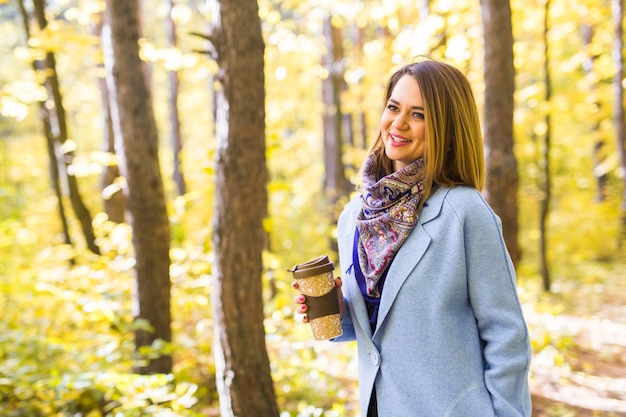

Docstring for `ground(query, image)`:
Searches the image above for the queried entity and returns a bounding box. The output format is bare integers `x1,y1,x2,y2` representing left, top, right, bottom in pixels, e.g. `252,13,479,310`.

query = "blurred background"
0,0,625,416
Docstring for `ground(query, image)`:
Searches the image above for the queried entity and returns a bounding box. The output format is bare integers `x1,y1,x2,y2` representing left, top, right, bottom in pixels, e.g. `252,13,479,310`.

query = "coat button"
369,351,379,366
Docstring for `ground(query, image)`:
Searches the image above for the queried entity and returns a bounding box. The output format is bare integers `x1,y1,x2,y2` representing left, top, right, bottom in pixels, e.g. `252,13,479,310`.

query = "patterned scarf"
356,154,426,298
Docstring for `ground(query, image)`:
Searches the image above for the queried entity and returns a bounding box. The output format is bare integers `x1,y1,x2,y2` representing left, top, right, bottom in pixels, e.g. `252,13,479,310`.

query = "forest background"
1,0,625,416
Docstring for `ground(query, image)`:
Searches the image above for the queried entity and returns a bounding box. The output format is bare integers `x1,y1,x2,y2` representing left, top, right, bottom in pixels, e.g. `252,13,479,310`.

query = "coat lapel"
339,198,375,339
344,265,373,338
373,187,449,338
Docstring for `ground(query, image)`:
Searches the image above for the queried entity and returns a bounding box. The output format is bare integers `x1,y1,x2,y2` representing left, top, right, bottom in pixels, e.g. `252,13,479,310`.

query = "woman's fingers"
294,293,309,323
335,276,345,319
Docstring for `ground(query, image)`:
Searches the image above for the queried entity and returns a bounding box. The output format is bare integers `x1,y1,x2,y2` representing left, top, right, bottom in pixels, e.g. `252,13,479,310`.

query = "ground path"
526,270,626,416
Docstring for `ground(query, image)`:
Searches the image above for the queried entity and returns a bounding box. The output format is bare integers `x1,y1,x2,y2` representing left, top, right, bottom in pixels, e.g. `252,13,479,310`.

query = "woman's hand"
293,277,344,323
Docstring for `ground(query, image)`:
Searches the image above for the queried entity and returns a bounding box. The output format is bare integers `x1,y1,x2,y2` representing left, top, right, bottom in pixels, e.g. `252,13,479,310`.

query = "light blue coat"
334,186,531,417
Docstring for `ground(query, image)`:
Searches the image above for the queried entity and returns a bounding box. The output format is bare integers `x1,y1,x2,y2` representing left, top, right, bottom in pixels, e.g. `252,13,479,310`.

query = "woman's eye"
386,104,398,111
413,112,425,120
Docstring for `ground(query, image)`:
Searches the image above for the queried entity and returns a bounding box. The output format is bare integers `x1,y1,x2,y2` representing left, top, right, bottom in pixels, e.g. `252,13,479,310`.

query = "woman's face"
380,74,426,172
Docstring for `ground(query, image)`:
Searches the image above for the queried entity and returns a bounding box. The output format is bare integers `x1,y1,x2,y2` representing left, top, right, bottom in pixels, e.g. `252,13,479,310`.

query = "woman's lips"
390,133,411,146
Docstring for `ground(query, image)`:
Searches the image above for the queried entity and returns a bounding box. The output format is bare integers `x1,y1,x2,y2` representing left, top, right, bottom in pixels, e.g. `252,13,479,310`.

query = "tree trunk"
418,0,430,19
322,16,353,253
354,26,368,150
201,0,279,414
30,0,100,254
480,0,519,266
582,24,608,202
98,71,126,224
165,0,186,196
103,0,172,374
45,121,73,247
612,0,626,247
539,0,552,292
94,13,126,223
17,0,72,248
322,16,352,204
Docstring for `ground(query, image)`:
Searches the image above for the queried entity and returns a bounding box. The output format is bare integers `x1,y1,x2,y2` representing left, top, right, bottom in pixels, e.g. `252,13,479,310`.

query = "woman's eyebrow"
388,98,424,110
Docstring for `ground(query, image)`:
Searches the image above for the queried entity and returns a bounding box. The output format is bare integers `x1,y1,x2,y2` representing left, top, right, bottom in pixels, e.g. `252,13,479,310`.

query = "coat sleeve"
455,191,532,417
331,196,361,343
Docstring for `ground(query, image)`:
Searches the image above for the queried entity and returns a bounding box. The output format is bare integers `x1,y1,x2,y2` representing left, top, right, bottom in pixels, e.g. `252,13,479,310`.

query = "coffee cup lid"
289,254,335,279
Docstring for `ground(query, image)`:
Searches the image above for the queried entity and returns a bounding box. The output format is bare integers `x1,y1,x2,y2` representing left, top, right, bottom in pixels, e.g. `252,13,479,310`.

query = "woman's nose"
392,112,409,128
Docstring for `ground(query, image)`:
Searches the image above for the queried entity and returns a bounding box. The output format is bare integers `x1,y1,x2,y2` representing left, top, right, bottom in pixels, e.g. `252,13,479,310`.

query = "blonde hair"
361,57,485,202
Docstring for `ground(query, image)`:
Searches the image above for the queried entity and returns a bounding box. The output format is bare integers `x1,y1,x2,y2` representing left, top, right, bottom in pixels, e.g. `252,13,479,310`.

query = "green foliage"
0,214,212,415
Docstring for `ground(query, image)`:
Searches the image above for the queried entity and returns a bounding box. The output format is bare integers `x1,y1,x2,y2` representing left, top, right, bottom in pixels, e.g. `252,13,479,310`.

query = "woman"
294,58,531,416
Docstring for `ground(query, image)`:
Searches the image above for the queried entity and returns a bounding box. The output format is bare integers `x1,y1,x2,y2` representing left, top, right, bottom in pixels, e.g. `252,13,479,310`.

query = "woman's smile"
389,132,411,145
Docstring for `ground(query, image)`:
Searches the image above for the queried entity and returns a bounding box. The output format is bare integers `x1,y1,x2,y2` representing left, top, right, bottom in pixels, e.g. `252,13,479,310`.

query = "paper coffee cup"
290,255,343,340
